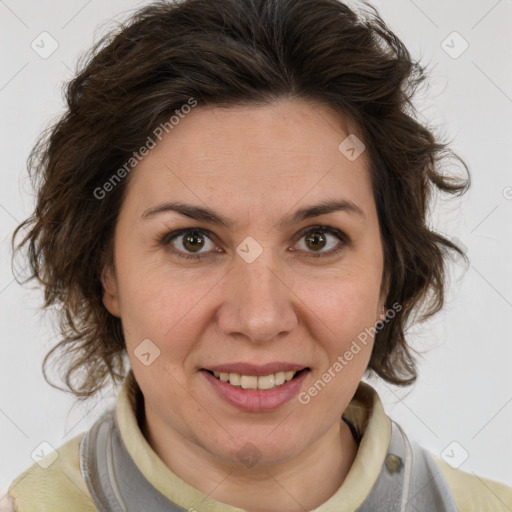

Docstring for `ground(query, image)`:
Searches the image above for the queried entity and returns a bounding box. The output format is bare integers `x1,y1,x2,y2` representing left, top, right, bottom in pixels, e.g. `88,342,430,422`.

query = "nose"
216,248,298,344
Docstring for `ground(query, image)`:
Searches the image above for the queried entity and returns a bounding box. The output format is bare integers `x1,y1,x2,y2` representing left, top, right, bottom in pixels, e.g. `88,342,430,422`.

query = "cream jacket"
7,372,512,511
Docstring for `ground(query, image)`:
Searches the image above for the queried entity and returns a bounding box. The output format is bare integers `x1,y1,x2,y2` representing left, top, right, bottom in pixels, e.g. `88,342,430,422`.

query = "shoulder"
7,433,96,512
433,454,512,512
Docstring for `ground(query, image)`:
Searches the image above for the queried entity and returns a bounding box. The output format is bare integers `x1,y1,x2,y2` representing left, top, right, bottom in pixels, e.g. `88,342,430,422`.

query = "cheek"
116,264,215,364
296,276,380,387
298,280,377,407
296,266,382,330
119,264,380,335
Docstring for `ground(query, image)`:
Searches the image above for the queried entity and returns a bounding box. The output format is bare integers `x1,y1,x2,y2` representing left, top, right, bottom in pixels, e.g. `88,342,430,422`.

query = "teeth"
240,375,258,389
210,370,299,390
229,373,241,386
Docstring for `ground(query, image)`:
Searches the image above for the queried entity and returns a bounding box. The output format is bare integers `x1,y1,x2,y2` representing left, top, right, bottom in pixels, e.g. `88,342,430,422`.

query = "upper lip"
202,362,308,376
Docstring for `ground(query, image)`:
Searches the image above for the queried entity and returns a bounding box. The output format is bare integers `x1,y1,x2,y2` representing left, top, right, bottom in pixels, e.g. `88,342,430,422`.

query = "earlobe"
101,265,121,317
378,273,390,322
376,306,386,324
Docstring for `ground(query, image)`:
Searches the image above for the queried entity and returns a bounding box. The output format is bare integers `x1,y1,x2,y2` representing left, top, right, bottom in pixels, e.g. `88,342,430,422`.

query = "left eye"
160,226,347,260
293,226,346,257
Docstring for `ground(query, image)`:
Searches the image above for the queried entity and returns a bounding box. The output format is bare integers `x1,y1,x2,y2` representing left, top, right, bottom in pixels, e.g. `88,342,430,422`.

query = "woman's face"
102,98,387,466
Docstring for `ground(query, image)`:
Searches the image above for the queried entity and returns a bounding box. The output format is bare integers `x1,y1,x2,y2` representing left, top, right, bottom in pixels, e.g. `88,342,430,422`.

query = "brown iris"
182,230,205,253
304,230,327,252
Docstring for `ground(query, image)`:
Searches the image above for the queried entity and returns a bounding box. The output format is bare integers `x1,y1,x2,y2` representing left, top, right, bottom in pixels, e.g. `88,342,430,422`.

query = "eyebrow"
141,198,366,228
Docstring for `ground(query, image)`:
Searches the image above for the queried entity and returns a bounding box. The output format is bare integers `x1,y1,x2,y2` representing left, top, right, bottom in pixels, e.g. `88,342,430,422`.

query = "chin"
206,431,306,469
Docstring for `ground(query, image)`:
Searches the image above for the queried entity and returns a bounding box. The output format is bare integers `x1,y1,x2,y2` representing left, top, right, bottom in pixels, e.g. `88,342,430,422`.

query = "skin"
102,98,388,512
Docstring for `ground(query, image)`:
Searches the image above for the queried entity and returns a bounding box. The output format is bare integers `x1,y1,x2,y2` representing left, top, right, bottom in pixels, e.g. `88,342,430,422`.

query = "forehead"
121,99,375,226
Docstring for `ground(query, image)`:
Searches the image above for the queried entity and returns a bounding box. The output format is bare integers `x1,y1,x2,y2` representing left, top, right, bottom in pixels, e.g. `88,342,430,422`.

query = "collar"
116,370,391,512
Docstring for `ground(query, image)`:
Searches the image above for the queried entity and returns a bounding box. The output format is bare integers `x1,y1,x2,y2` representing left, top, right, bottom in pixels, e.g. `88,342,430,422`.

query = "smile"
201,368,310,412
207,369,300,390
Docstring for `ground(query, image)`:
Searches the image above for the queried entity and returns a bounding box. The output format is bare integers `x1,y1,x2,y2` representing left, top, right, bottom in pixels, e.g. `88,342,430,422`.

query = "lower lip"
201,369,309,412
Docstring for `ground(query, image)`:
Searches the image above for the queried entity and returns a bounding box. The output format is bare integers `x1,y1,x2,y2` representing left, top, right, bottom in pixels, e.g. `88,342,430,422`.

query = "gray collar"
80,409,459,511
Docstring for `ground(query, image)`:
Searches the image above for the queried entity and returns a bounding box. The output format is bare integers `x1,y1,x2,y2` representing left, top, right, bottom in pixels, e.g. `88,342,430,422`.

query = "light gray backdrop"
1,0,511,501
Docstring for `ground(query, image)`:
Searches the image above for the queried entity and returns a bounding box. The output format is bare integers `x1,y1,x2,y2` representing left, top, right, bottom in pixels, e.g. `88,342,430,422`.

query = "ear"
101,264,121,317
377,271,390,322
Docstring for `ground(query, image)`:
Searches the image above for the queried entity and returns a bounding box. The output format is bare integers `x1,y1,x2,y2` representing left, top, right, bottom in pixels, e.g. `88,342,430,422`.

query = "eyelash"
158,225,348,261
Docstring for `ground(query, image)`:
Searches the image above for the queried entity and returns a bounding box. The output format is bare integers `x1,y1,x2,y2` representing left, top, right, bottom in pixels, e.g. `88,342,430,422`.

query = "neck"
142,409,359,512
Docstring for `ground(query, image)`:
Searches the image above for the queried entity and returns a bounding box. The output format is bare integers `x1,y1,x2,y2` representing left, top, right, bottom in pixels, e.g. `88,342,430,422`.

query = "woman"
7,0,512,510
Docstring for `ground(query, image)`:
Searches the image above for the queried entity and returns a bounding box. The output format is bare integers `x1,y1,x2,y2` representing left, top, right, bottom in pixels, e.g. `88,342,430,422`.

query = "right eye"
160,229,221,260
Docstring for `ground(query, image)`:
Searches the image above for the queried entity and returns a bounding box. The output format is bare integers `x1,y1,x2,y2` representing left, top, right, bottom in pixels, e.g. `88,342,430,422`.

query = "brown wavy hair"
11,0,470,400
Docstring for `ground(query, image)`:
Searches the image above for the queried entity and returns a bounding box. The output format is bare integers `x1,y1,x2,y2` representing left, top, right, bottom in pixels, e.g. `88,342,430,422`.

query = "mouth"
200,366,311,412
201,367,310,391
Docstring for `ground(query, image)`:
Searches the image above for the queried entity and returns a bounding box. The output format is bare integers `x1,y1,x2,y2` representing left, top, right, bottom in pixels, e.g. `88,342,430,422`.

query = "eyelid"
294,224,346,241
